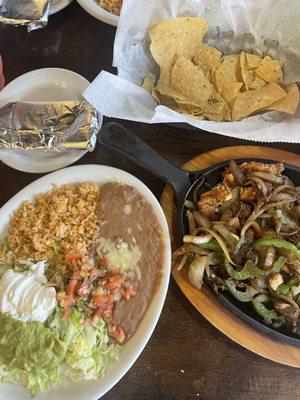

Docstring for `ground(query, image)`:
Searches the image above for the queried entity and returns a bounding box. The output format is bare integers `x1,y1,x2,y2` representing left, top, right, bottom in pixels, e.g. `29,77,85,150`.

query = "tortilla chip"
175,99,204,116
152,82,208,118
149,18,208,71
232,82,287,121
221,82,243,104
255,56,283,84
265,83,299,114
215,54,242,93
203,112,224,121
245,53,261,69
248,76,266,90
153,69,182,97
193,43,222,72
201,93,231,121
152,88,179,108
155,93,204,118
152,84,186,105
240,51,254,90
192,59,212,81
170,55,215,103
151,88,161,103
141,73,156,92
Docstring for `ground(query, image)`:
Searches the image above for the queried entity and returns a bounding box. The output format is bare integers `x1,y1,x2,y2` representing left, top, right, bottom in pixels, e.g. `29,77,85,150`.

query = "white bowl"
0,68,101,173
76,0,119,26
50,0,73,15
0,164,171,400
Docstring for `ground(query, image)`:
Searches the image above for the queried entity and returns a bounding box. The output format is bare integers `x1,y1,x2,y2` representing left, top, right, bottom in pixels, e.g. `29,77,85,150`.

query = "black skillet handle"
99,122,193,201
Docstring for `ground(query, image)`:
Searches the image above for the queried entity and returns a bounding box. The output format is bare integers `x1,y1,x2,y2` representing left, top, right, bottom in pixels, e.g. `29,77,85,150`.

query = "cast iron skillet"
100,122,300,347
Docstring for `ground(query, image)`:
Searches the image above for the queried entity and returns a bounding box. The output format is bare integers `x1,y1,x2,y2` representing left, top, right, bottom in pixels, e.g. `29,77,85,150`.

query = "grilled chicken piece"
198,182,232,218
240,161,284,176
240,186,257,202
223,171,235,186
268,273,284,291
223,161,284,187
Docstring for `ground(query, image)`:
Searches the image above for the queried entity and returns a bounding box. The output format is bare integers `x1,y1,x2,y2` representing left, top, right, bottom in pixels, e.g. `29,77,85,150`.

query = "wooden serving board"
160,146,300,368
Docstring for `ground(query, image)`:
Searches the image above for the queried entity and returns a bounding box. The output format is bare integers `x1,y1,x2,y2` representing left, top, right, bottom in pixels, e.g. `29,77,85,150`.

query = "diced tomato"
108,268,120,277
94,294,113,318
62,309,70,319
60,294,75,308
123,285,136,301
98,256,109,267
66,252,83,267
77,279,92,297
105,274,125,290
109,325,125,343
98,279,107,287
66,279,79,295
82,317,92,327
93,293,112,308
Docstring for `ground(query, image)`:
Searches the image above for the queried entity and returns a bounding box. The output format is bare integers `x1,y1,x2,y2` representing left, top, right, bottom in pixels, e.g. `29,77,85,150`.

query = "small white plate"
76,0,119,26
0,164,171,400
50,0,73,15
0,68,101,174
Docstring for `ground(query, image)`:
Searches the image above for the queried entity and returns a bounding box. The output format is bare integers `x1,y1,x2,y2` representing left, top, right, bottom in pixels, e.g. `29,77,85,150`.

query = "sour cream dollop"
0,261,57,322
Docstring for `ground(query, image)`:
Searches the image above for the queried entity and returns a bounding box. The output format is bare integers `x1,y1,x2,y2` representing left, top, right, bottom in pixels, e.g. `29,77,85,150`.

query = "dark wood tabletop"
1,2,300,399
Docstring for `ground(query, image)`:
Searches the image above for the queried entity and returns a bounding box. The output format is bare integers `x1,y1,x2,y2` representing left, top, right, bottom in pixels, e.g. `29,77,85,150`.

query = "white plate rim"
50,0,73,15
76,0,119,26
0,164,171,400
0,68,101,174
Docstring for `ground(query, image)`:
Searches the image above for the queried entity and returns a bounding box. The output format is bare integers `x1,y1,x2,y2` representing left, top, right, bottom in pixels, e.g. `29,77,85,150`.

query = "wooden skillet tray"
161,145,300,367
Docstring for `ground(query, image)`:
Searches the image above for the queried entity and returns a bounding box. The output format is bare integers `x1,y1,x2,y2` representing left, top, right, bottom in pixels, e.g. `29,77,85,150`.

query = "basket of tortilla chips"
84,0,300,142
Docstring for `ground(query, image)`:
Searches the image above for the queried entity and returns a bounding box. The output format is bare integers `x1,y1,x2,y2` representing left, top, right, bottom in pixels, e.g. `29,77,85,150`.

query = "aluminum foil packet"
0,100,99,151
0,0,51,32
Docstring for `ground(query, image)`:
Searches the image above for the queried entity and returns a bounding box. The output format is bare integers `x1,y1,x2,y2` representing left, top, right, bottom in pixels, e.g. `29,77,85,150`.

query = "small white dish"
0,164,171,400
76,0,119,26
50,0,73,15
0,68,101,174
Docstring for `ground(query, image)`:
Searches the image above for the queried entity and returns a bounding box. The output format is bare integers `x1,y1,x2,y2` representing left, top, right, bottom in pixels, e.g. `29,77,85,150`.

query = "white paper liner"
84,0,300,143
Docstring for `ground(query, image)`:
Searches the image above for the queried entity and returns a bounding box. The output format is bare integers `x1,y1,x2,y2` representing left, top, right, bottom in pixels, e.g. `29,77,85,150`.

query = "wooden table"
1,3,300,399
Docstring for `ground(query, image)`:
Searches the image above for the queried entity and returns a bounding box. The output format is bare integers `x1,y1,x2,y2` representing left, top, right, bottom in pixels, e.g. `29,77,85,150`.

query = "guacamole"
0,313,68,394
0,310,117,396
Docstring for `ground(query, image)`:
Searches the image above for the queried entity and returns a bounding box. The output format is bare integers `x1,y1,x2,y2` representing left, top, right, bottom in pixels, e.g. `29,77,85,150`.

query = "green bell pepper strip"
225,279,256,302
253,238,300,261
287,277,299,286
252,301,284,327
188,252,196,264
224,256,286,281
278,283,290,295
268,256,287,274
225,259,263,280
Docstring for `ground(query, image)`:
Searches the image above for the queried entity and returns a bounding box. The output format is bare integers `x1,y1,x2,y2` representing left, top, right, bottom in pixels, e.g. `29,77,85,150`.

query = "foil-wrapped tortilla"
0,0,51,32
0,101,99,151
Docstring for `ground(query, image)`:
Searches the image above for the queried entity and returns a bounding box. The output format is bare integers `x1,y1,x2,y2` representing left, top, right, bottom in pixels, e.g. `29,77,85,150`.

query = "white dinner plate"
0,68,101,173
76,0,119,26
50,0,73,15
0,164,171,400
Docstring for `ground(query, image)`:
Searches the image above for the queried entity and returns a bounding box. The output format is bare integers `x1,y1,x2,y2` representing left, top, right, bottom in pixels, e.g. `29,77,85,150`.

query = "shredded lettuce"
0,309,117,396
47,309,118,382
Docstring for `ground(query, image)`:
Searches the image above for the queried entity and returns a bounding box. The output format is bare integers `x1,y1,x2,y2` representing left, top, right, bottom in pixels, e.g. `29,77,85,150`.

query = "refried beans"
95,182,164,340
